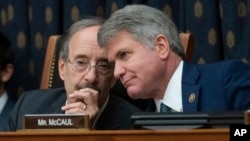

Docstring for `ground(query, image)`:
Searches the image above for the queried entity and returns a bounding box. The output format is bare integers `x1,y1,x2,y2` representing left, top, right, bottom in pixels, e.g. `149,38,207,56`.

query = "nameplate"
23,114,89,130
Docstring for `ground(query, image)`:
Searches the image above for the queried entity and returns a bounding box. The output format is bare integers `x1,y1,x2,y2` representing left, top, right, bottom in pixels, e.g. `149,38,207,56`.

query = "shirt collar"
155,61,183,112
0,91,8,114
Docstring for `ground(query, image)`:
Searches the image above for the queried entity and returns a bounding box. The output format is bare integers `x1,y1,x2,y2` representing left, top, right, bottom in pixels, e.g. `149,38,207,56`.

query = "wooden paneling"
0,129,229,141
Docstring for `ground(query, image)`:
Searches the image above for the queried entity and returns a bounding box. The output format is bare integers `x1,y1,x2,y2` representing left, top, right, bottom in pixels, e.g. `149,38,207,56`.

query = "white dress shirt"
155,61,183,112
0,91,8,114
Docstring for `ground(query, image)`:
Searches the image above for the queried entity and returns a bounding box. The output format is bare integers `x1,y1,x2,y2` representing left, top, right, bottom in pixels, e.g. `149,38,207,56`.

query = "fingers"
61,102,86,114
82,104,86,110
61,87,99,124
69,88,99,105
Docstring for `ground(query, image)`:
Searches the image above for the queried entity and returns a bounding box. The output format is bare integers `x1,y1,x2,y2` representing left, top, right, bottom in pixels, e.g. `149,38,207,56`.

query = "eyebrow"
97,58,109,63
114,49,124,60
106,50,121,64
74,54,90,60
72,53,112,65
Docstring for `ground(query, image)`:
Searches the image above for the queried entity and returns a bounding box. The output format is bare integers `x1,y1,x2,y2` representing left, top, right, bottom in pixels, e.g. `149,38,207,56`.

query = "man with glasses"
4,17,141,131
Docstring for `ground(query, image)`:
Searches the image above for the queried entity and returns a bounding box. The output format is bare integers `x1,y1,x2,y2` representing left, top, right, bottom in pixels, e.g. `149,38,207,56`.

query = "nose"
113,62,125,79
84,66,97,83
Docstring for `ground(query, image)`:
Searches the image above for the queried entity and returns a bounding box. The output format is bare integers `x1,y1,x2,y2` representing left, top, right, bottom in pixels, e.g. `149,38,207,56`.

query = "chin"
127,87,142,99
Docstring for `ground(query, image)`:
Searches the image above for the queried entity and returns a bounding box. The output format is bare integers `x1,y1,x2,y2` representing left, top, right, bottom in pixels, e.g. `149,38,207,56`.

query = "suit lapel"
93,95,121,129
182,62,200,112
145,99,156,112
47,92,66,114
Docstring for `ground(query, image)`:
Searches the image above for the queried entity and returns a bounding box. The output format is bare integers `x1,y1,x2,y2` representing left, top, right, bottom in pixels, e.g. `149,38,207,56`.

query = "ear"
1,64,14,82
154,34,170,59
58,58,65,81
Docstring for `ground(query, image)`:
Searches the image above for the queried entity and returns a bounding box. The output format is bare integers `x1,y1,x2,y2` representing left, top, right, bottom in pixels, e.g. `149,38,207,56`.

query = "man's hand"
61,87,99,127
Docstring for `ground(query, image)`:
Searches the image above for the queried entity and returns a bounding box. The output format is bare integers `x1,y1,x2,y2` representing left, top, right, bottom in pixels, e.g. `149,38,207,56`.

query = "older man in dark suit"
4,17,141,131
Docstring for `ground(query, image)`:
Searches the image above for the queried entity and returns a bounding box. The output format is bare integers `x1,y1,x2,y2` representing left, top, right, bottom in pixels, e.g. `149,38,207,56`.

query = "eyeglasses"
67,58,114,75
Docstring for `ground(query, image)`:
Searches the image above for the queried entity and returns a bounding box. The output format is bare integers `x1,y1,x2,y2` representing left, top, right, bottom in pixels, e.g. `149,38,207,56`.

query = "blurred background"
0,0,249,100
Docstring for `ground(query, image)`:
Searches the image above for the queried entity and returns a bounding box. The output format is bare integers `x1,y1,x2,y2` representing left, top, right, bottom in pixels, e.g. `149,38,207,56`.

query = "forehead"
68,26,108,58
107,31,140,60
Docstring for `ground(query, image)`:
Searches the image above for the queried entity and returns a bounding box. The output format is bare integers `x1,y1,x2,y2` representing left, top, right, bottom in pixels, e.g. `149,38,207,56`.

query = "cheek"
99,75,114,90
129,58,149,78
129,51,157,73
97,76,115,101
132,56,160,88
63,70,83,93
63,77,75,95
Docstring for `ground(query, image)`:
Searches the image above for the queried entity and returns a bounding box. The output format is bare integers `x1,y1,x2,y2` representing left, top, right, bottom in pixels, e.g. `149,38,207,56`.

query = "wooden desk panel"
0,129,229,141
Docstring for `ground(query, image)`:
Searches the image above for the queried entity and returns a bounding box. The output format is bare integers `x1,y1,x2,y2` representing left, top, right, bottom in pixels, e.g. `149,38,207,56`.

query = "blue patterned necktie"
160,103,171,112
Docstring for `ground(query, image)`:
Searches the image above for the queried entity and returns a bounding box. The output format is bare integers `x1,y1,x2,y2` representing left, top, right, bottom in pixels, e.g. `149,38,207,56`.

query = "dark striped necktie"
160,103,171,112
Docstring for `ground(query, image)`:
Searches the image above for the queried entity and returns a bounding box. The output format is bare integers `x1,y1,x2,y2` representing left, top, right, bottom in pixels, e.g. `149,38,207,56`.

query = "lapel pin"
189,93,195,103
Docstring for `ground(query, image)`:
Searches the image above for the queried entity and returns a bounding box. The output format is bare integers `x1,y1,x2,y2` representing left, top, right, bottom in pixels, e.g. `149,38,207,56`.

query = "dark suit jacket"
0,97,16,131
146,60,250,112
4,88,142,131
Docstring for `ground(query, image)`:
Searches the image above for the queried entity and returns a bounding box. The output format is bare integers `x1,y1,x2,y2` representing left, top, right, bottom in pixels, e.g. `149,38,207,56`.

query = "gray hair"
97,4,185,58
59,17,104,61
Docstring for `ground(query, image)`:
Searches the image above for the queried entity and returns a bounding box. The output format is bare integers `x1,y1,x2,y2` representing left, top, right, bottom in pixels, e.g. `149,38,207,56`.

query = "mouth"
122,79,131,89
76,83,101,93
